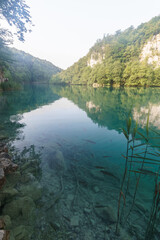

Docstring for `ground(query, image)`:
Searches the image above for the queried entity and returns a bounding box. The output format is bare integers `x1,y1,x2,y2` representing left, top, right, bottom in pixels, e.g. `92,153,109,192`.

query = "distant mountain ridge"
52,15,160,87
0,46,62,87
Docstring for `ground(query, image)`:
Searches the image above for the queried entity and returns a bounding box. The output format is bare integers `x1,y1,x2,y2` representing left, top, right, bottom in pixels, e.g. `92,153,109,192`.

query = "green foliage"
0,46,61,90
0,80,21,91
52,85,160,138
0,0,32,42
52,16,160,86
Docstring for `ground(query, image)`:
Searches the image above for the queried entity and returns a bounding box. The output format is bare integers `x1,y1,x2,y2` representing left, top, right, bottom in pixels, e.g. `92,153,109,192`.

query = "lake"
0,84,160,240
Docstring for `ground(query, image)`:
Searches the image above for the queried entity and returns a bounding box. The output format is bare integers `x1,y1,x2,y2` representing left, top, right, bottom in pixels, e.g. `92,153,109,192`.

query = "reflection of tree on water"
52,86,160,129
0,84,60,142
1,84,160,239
52,85,160,137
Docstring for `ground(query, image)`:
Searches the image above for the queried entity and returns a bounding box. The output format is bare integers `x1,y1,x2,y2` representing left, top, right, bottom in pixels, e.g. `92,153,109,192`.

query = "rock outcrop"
0,71,8,84
140,34,160,67
87,52,105,68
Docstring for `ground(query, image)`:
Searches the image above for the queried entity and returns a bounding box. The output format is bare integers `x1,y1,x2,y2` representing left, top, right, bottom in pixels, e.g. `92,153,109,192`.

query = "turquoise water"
0,84,160,240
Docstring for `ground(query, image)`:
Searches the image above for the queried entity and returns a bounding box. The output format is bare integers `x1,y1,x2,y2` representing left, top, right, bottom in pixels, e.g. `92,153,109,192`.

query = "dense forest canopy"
0,0,61,90
51,16,160,87
0,46,62,90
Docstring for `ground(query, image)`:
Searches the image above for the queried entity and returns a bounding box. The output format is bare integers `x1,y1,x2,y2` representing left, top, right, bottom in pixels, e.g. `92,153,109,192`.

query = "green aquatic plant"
116,116,132,233
145,166,160,240
116,114,160,240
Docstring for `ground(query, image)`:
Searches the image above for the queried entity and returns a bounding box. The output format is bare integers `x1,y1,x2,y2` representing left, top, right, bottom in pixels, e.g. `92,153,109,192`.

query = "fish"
83,139,96,144
62,215,70,222
100,170,118,180
91,153,95,158
138,168,158,176
49,222,59,231
56,142,62,147
94,205,107,208
95,166,105,169
103,156,111,158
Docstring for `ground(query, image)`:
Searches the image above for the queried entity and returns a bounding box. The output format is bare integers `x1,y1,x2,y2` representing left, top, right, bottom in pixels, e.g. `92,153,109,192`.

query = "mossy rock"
3,215,12,230
5,171,21,188
3,197,36,220
13,225,32,240
19,182,42,201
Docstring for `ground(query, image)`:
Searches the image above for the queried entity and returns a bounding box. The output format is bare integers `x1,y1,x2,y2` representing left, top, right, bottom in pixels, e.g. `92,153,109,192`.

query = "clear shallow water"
0,84,160,240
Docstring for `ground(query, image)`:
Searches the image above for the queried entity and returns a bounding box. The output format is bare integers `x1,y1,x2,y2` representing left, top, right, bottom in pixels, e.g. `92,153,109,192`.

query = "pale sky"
11,0,160,69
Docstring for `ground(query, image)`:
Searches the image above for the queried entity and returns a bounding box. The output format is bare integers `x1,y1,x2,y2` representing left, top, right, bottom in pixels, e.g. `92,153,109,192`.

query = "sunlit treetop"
0,0,32,42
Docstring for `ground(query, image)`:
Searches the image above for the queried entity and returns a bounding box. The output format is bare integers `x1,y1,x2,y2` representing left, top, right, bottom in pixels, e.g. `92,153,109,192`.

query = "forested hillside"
52,16,160,86
0,0,62,90
0,46,61,90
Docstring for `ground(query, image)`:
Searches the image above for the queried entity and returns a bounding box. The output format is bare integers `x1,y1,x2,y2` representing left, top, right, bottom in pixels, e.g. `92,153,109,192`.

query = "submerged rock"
49,221,60,231
47,150,66,172
12,225,32,240
5,171,21,188
119,227,133,240
0,145,18,189
0,216,12,232
70,215,79,227
0,158,17,175
0,230,10,240
84,230,93,240
95,205,117,224
84,208,91,214
3,216,12,230
0,169,5,190
1,188,18,198
93,186,100,193
8,231,15,240
3,197,36,220
0,219,5,229
19,182,42,201
0,187,19,208
20,173,35,184
0,153,10,160
3,200,20,218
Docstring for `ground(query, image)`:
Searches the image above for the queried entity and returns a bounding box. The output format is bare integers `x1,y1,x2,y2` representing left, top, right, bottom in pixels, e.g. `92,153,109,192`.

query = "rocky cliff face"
0,71,8,84
87,53,104,67
140,34,160,67
87,46,105,68
0,71,4,83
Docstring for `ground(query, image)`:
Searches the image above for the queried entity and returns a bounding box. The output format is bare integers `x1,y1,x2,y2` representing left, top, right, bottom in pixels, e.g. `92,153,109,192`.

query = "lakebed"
0,84,160,240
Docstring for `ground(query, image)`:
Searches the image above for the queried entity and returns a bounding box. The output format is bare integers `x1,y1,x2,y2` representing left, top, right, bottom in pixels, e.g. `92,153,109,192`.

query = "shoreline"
49,82,160,88
0,142,18,238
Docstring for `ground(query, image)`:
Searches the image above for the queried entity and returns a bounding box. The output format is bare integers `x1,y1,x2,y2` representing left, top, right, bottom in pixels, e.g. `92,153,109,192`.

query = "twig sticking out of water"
116,113,160,239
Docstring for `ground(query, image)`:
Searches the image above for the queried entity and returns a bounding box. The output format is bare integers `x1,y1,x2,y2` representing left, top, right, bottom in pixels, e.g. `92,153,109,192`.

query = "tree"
0,28,13,46
0,0,32,42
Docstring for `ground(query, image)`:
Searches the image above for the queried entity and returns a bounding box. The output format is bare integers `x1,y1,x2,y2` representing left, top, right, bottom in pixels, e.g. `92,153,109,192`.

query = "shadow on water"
0,84,160,239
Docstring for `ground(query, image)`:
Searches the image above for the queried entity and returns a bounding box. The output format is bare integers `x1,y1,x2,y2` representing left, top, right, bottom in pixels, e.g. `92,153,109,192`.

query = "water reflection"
0,84,160,239
52,85,160,132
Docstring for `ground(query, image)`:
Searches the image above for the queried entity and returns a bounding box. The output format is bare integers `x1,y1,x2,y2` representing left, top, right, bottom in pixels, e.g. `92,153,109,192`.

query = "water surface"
0,84,160,240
